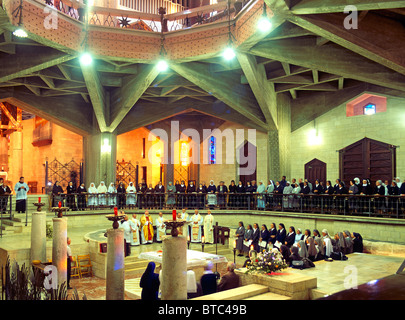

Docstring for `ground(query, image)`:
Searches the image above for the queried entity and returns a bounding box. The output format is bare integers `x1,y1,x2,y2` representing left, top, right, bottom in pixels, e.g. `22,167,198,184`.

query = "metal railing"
48,192,405,219
0,195,13,238
37,0,251,32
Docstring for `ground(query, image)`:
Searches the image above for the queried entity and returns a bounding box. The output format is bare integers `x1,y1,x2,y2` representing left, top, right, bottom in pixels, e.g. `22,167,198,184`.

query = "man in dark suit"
217,262,240,292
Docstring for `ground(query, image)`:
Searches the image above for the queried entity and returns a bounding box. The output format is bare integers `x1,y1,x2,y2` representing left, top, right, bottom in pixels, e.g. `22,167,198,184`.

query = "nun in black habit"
235,221,245,256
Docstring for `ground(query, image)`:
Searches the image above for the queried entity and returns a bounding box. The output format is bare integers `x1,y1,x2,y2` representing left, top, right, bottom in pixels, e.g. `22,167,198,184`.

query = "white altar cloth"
138,249,228,267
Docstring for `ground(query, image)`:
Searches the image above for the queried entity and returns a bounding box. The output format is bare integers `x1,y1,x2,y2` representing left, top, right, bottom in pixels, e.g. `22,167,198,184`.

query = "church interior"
0,0,405,303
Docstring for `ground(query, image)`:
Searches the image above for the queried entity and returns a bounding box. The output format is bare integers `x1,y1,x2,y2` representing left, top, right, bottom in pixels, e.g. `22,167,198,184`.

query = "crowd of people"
140,260,240,300
235,221,364,265
116,209,217,256
48,176,405,215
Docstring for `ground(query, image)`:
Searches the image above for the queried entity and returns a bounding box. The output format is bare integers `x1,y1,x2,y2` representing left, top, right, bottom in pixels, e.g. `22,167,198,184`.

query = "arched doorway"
339,137,396,186
305,158,327,185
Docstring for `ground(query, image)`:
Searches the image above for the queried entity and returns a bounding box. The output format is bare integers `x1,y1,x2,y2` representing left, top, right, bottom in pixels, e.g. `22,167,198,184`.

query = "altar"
139,249,228,281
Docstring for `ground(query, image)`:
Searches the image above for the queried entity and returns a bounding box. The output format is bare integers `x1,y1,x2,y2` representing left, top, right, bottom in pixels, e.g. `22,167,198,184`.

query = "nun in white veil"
186,270,201,299
97,181,108,206
88,182,98,208
323,237,333,258
108,182,117,207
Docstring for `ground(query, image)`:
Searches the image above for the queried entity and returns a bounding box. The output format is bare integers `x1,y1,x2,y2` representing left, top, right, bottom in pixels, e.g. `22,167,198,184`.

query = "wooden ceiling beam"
170,61,269,131
291,0,405,14
288,12,405,75
79,60,108,132
249,37,405,92
109,64,159,132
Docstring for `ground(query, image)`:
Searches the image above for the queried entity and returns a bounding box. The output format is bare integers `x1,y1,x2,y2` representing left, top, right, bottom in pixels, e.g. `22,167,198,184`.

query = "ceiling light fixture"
257,2,272,33
12,0,28,38
156,7,169,72
222,0,237,61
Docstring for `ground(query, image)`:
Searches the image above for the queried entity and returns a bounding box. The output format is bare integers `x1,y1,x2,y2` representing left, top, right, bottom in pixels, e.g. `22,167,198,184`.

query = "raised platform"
235,268,317,300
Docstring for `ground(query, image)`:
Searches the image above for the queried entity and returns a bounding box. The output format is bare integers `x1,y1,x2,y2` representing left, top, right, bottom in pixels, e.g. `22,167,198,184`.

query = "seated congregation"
140,261,240,301
235,222,364,266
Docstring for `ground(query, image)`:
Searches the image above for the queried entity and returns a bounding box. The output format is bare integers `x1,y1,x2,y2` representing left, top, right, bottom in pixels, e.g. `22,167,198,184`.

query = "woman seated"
343,230,353,254
287,246,302,266
294,228,304,244
352,232,363,253
297,240,308,259
306,237,318,261
284,226,296,248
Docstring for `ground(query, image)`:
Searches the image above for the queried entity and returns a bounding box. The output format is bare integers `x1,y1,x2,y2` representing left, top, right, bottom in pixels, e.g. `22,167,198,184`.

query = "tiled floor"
1,222,404,300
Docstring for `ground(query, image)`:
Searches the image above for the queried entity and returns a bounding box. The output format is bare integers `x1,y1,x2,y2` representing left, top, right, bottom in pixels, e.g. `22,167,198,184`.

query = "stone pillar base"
31,211,47,263
106,228,125,300
161,236,187,300
52,217,67,286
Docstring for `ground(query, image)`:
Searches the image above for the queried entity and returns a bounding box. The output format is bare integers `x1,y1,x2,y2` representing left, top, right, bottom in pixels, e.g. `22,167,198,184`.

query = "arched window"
346,94,386,117
363,103,376,115
209,136,216,164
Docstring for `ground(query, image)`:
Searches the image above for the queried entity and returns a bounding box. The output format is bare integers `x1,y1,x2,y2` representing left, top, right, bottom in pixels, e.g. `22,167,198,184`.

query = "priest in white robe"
131,213,141,246
190,210,203,243
126,182,137,208
14,177,29,213
120,215,133,256
156,212,166,242
203,210,215,244
177,208,190,237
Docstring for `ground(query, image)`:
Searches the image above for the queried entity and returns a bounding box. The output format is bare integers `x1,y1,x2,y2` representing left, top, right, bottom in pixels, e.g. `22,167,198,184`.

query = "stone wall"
7,118,83,192
290,95,405,182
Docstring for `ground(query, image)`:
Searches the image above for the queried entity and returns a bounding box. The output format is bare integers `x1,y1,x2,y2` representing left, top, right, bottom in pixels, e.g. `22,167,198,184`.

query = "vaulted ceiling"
1,0,405,136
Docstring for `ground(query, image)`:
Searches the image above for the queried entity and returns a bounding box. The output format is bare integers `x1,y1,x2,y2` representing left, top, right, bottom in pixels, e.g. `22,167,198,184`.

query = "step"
192,284,269,300
243,292,291,300
124,278,142,300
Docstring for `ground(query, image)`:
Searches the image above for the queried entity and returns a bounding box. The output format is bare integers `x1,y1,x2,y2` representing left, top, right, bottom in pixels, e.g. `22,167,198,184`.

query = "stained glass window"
364,103,376,115
209,136,216,164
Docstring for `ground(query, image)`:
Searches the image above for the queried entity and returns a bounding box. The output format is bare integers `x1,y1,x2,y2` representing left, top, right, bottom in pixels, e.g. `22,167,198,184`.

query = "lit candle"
38,197,41,203
202,236,205,243
172,209,176,221
114,207,118,216
250,245,254,251
233,239,236,249
187,235,190,242
58,201,61,208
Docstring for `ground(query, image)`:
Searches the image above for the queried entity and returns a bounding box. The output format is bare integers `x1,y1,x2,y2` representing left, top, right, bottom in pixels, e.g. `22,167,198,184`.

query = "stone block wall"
290,96,405,182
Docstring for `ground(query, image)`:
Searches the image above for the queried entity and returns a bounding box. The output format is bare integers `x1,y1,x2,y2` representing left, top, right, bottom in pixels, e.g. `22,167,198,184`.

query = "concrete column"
52,217,67,286
106,228,125,300
0,136,8,172
161,236,187,300
30,211,47,263
267,94,292,181
83,132,117,186
267,130,280,181
12,130,23,180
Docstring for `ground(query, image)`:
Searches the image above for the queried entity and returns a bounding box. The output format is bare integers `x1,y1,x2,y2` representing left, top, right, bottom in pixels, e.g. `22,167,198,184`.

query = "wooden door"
305,158,327,184
239,141,257,185
339,137,396,186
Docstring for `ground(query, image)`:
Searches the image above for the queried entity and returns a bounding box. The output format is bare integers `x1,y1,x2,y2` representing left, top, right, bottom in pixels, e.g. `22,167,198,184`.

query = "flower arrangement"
245,249,288,274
